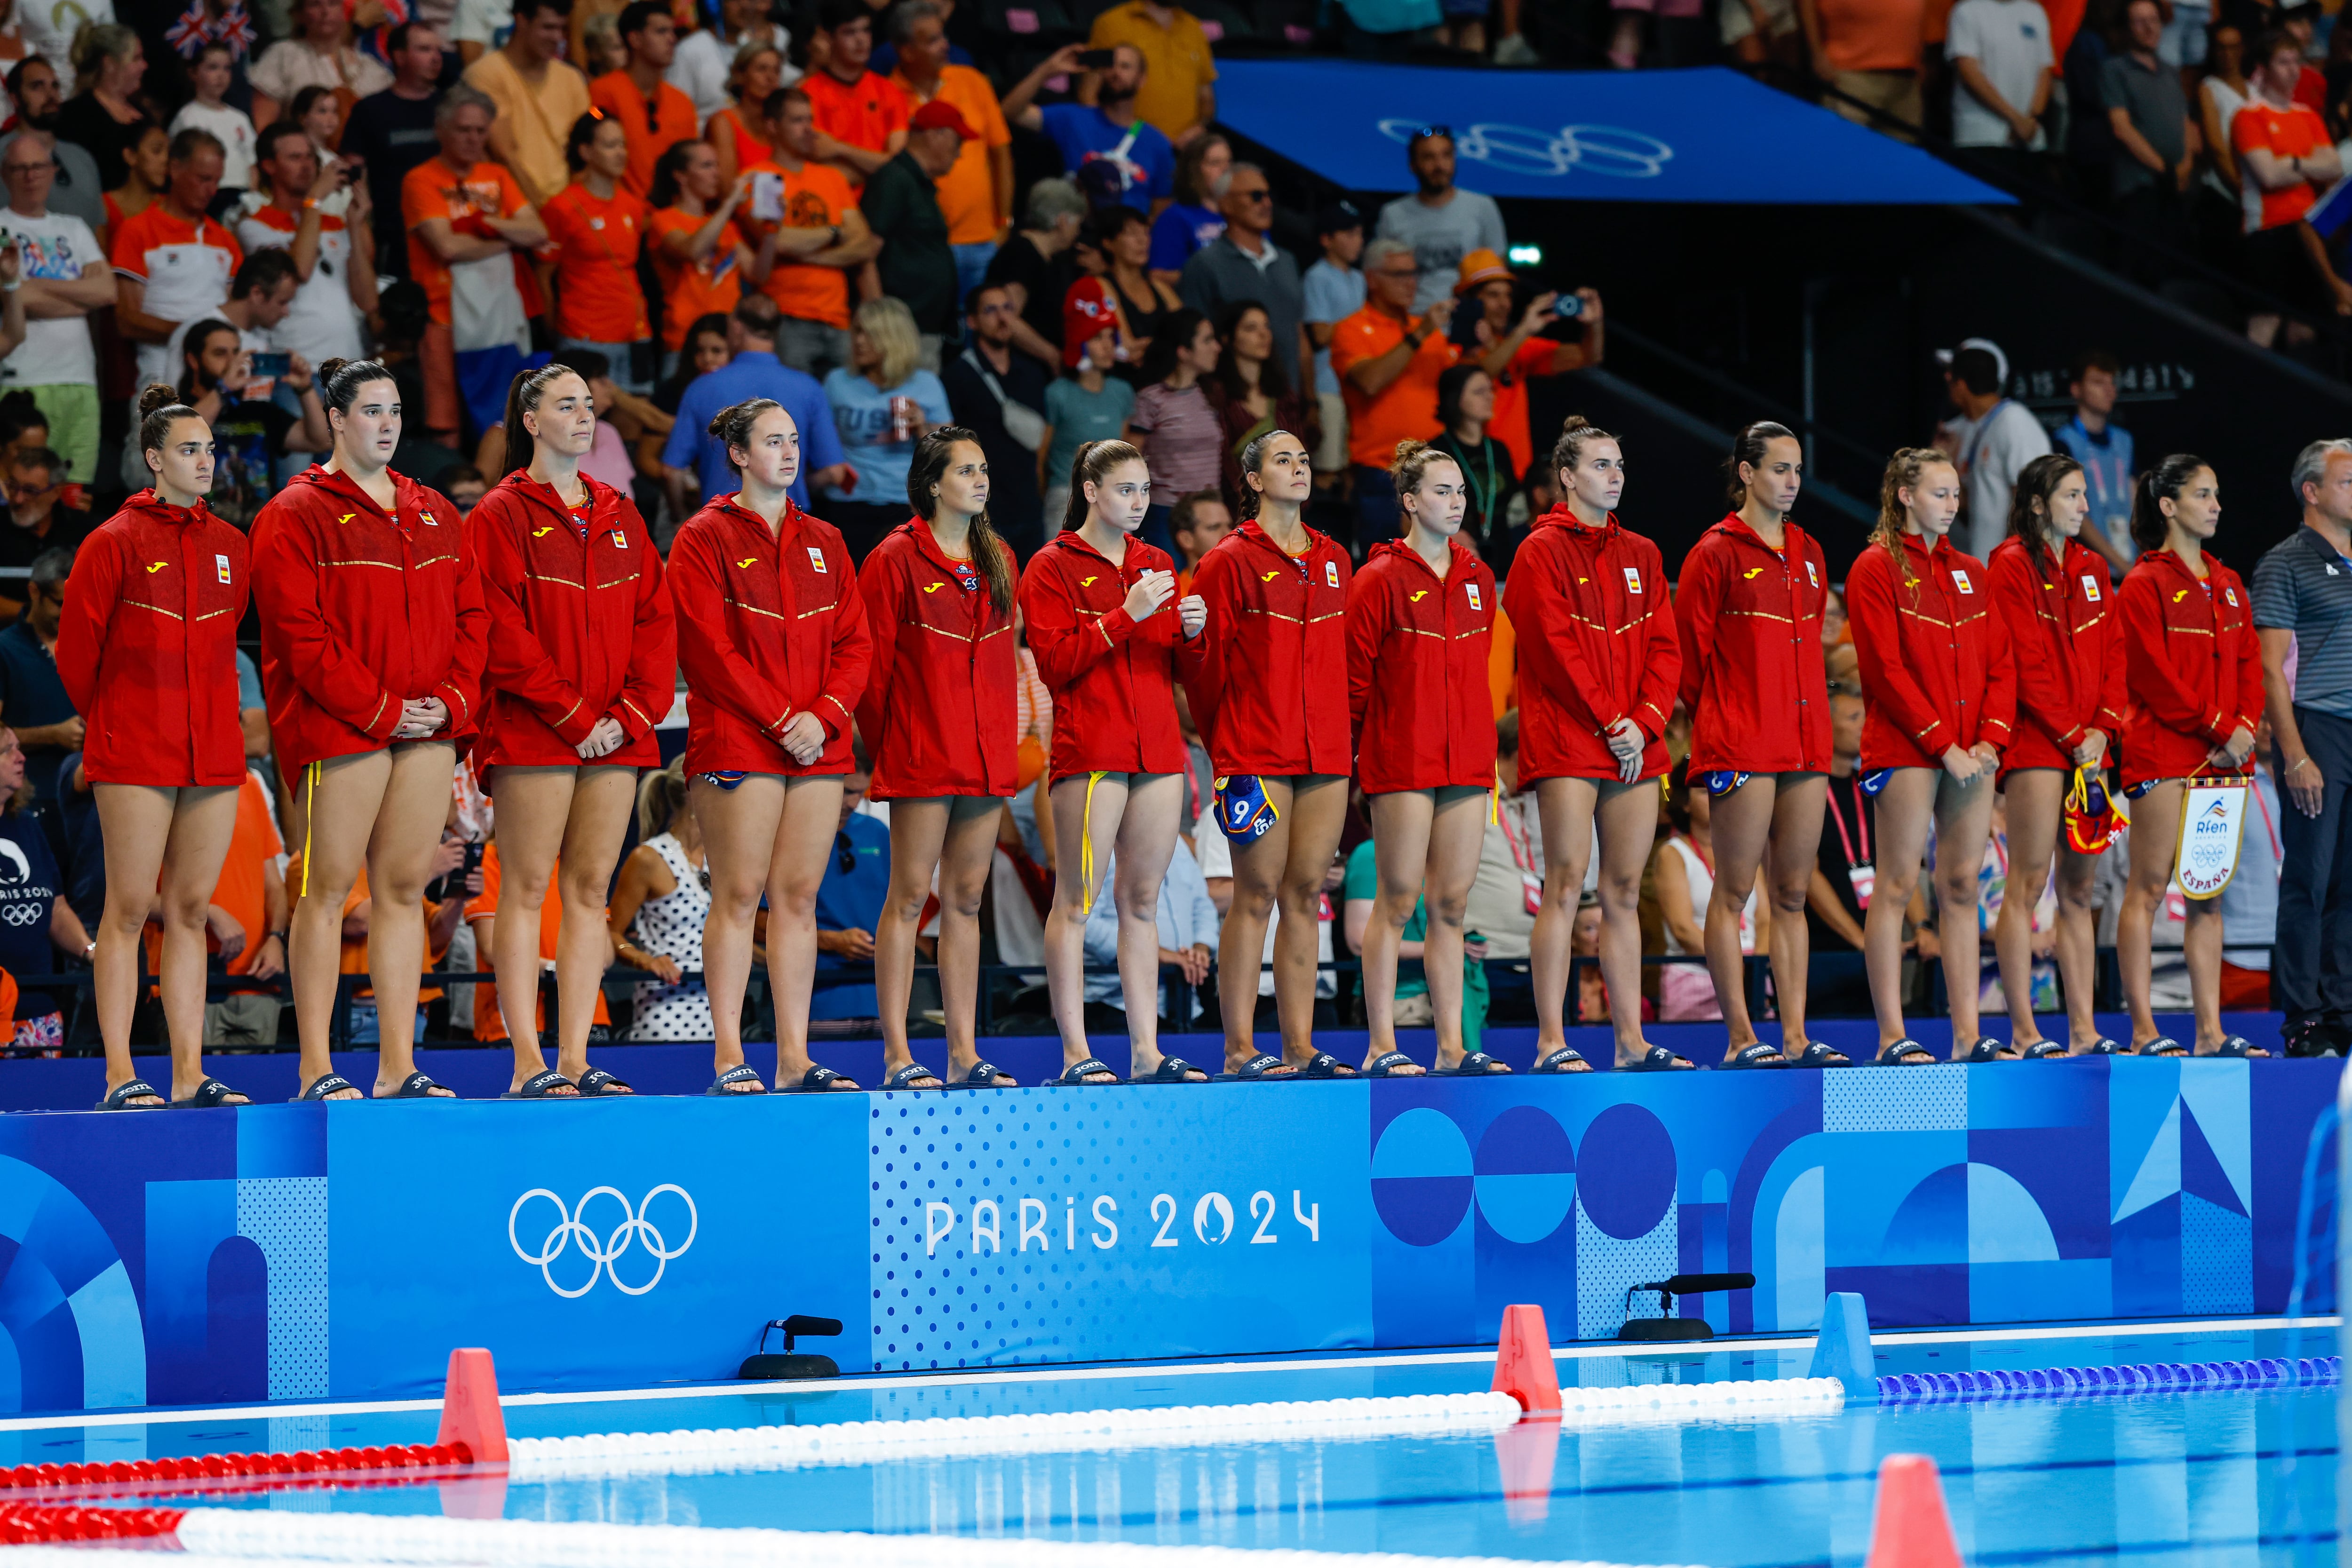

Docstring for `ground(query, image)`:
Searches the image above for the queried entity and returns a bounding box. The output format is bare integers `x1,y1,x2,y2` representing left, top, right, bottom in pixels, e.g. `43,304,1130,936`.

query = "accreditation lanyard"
1826,776,1875,908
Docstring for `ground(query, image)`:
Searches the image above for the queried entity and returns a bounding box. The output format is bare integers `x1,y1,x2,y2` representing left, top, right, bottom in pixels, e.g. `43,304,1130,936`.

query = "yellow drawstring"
1079,771,1108,908
300,761,319,897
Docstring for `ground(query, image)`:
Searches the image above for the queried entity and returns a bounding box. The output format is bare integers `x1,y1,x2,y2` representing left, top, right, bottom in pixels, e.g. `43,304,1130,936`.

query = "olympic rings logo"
1375,120,1675,179
0,902,41,926
508,1185,698,1298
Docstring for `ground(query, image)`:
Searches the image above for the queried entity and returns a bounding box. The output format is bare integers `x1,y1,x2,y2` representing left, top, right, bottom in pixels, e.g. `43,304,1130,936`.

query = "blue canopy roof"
1214,61,2015,206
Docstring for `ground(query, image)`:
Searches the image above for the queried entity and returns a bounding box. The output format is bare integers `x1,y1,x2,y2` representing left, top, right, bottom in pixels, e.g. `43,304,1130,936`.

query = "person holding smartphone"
1446,251,1604,472
174,318,333,528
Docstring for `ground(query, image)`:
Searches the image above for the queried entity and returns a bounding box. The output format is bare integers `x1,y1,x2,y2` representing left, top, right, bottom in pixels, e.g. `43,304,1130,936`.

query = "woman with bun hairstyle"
857,427,1022,1090
1674,421,1846,1067
1019,438,1209,1086
1348,438,1497,1076
466,364,674,1098
1177,428,1357,1081
1502,418,1685,1071
1847,447,2015,1065
1987,452,2127,1057
671,398,872,1093
2114,455,2268,1056
61,385,253,1111
252,358,486,1100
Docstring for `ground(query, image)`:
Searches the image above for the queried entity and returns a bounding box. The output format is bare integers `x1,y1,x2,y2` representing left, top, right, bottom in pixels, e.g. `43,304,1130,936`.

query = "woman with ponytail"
1847,447,2016,1064
1673,421,1845,1066
1017,438,1209,1085
2115,455,2267,1056
1987,453,2127,1056
670,398,872,1093
857,427,1021,1090
464,363,674,1098
1504,417,1686,1070
60,385,252,1110
251,358,486,1100
1348,438,1499,1076
1177,427,1356,1080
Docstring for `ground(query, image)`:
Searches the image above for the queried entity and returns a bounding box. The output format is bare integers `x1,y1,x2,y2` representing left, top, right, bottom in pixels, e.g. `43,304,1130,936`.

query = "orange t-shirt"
889,63,1011,245
747,157,856,328
588,69,698,199
649,207,746,350
541,181,651,342
1818,0,1926,71
464,842,612,1043
1328,304,1460,469
802,66,908,157
2233,99,2330,231
145,774,282,982
1485,336,1561,473
401,156,530,326
707,104,771,172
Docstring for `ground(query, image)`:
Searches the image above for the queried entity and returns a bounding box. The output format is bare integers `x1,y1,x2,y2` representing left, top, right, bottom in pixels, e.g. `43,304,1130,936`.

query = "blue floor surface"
8,1320,2341,1567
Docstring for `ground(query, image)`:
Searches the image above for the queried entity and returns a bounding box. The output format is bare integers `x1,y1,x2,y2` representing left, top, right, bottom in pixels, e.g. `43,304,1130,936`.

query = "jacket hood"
1531,503,1618,539
287,463,445,525
118,489,218,527
495,470,628,531
1367,536,1478,575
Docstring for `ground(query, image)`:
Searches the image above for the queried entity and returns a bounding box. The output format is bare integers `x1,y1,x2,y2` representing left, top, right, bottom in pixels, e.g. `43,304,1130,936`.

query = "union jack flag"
162,0,258,59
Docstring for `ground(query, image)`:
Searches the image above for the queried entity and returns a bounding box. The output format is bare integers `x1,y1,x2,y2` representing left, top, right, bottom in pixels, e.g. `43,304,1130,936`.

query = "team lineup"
64,353,2272,1110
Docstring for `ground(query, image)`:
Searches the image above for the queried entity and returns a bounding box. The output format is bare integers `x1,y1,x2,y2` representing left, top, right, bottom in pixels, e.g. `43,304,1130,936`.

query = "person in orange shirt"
2233,30,2347,335
1329,237,1457,547
802,0,909,180
541,109,654,392
1449,249,1604,473
705,38,780,187
588,0,698,200
464,843,613,1046
886,0,1011,313
741,85,880,377
648,138,835,382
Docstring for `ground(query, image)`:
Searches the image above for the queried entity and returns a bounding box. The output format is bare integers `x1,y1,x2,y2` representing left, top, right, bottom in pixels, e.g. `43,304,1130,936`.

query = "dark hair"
909,427,1015,615
385,20,432,54
2130,452,2213,553
649,138,701,207
1064,438,1146,530
733,291,781,337
963,282,1011,318
375,282,430,351
1725,420,1797,507
1081,204,1148,254
515,0,575,19
137,381,204,466
254,118,311,167
9,445,60,480
1234,427,1303,520
1172,131,1230,207
617,0,666,38
2008,451,2085,556
1435,362,1488,433
707,396,785,474
818,0,869,32
1550,414,1618,480
177,318,238,398
1169,487,1224,539
500,362,588,478
1664,756,1695,834
552,348,611,382
1208,300,1289,404
167,125,223,164
315,358,400,418
0,391,47,445
564,108,614,174
446,463,486,490
3,59,45,107
2070,347,2120,385
2253,26,2300,68
1948,346,2001,396
230,247,298,301
1495,707,1519,761
1140,307,1210,387
286,84,336,131
193,38,235,66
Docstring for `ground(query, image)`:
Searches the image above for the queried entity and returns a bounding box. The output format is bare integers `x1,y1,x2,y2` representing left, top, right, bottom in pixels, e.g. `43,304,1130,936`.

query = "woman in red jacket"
672,397,872,1093
60,384,252,1111
858,427,1022,1091
1019,439,1210,1086
469,364,675,1099
2115,454,2267,1057
1987,453,2127,1057
1346,439,1495,1077
1848,447,2016,1065
1178,429,1355,1080
252,358,486,1101
1674,421,1845,1067
1501,419,1684,1072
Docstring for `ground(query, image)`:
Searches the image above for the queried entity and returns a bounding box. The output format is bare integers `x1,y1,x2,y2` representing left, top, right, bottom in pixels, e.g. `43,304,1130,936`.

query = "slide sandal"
1626,1045,1696,1072
1134,1056,1208,1083
2020,1041,2069,1059
1299,1051,1359,1079
1050,1058,1121,1086
785,1064,862,1091
705,1064,768,1095
1961,1039,2020,1063
1365,1050,1424,1077
97,1078,165,1110
1534,1047,1591,1074
1874,1040,1937,1066
294,1073,361,1101
574,1067,634,1096
1784,1042,1852,1068
1436,1051,1513,1075
2136,1037,2189,1057
884,1063,944,1090
2212,1036,2270,1057
1720,1043,1789,1069
169,1077,249,1108
946,1061,1019,1088
383,1071,454,1098
501,1069,577,1099
1214,1053,1299,1082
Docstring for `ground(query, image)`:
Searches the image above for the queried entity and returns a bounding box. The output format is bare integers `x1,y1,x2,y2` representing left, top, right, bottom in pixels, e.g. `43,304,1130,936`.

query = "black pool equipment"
738,1315,843,1380
1619,1273,1756,1342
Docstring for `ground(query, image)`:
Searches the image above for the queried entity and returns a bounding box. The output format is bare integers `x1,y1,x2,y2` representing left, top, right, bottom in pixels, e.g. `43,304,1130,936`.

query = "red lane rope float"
0,1503,186,1544
0,1441,475,1504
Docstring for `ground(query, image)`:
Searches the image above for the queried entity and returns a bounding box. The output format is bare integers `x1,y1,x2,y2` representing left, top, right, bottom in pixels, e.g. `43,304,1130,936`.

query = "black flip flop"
1626,1045,1696,1071
1784,1042,1853,1068
501,1069,577,1099
884,1062,944,1090
1050,1058,1120,1085
97,1078,165,1110
383,1070,455,1098
1436,1051,1513,1075
1721,1043,1789,1069
705,1063,768,1095
169,1076,249,1108
574,1067,634,1096
293,1072,361,1101
785,1064,862,1091
1134,1056,1208,1082
1299,1051,1359,1078
1365,1050,1424,1077
1214,1052,1298,1081
945,1061,1018,1088
1534,1047,1591,1074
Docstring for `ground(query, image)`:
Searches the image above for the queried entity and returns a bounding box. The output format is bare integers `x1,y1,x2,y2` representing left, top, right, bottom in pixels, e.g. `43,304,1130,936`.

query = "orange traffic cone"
1865,1453,1963,1568
1491,1303,1563,1412
435,1347,509,1465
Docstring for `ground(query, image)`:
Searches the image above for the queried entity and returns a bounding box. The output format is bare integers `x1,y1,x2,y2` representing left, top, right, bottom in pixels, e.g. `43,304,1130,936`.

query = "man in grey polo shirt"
1178,160,1308,393
2254,436,2352,1055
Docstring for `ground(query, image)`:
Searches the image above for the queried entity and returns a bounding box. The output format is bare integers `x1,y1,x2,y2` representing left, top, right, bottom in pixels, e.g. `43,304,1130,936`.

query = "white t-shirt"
169,101,258,190
1947,0,2054,149
237,206,365,366
1957,398,2053,560
0,205,97,386
19,0,111,75
449,0,512,51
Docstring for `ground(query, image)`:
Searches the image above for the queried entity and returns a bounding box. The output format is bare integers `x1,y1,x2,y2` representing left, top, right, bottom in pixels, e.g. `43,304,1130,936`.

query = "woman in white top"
2199,23,2249,204
1653,757,1766,1022
607,761,716,1042
250,0,391,129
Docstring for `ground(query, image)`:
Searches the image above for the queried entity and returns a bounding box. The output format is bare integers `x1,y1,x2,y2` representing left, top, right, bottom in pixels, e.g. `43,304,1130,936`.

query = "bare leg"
1421,784,1489,1067
1761,774,1829,1052
1864,768,1939,1052
694,773,787,1090
1592,778,1662,1062
2119,779,2186,1050
284,749,392,1098
362,740,460,1095
484,766,582,1092
1043,772,1131,1073
1530,776,1598,1068
1363,789,1436,1065
2053,843,2103,1049
1706,774,1781,1058
933,795,1010,1081
548,767,638,1083
95,783,238,1102
1109,774,1184,1076
763,775,850,1085
1218,777,1295,1075
1270,776,1348,1068
152,786,240,1098
1997,769,2064,1047
876,796,952,1078
1927,767,1997,1049
2184,893,2228,1051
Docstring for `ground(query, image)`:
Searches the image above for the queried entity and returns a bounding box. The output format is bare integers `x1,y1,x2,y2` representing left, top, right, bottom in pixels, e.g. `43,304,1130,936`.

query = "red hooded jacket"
1674,513,1833,774
250,465,487,773
857,520,1017,799
2117,547,2263,789
468,472,675,771
1502,507,1677,784
1017,529,1189,782
1848,532,2017,771
1176,519,1352,778
1347,536,1497,792
55,490,249,787
1987,535,2126,777
670,495,870,776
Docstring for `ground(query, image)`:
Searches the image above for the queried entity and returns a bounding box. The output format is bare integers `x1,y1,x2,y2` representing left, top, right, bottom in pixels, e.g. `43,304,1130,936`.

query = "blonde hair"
854,296,922,392
1391,438,1459,526
71,22,139,94
1874,447,1954,597
637,757,690,841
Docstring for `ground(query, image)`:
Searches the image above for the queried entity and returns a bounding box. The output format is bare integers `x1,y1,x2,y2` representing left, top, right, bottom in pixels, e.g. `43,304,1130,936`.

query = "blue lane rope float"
1876,1355,2340,1403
